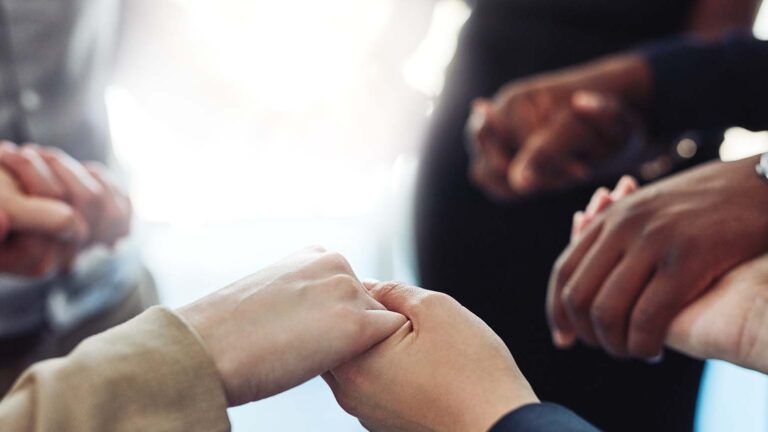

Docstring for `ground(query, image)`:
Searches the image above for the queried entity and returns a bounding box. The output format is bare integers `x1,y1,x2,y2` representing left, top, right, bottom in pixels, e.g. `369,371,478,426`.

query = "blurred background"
109,1,768,430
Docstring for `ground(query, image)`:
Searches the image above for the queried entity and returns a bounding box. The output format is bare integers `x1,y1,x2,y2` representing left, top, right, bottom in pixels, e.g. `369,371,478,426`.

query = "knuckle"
306,245,327,254
419,291,456,310
77,189,102,210
590,303,619,332
562,287,590,315
329,275,361,299
629,307,657,339
320,251,353,274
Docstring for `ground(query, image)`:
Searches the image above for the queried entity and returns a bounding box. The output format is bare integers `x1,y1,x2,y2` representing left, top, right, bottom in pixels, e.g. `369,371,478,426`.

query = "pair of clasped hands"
0,142,131,277
467,52,768,367
176,239,768,432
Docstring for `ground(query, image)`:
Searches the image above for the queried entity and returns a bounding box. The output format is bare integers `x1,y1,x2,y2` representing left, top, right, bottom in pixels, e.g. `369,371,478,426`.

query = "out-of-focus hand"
36,147,132,246
569,176,768,374
550,156,768,360
0,148,89,276
467,54,651,199
177,247,407,407
324,282,538,432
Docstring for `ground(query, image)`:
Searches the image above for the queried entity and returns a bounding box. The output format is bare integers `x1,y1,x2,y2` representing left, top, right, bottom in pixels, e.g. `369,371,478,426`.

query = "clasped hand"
0,142,131,277
178,247,539,431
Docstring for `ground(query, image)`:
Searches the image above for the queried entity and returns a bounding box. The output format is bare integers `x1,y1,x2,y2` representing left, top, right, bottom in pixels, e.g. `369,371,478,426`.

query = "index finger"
547,216,604,346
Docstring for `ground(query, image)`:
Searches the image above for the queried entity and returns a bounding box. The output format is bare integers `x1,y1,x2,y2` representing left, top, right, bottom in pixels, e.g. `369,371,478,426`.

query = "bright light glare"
754,1,768,40
720,127,768,161
109,0,467,225
403,0,471,97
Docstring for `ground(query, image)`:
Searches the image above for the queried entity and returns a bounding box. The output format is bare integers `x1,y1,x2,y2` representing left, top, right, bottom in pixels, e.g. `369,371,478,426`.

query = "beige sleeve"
0,307,231,432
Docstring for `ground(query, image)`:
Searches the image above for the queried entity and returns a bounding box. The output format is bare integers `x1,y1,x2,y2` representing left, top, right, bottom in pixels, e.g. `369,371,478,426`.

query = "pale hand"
177,247,407,406
324,282,538,432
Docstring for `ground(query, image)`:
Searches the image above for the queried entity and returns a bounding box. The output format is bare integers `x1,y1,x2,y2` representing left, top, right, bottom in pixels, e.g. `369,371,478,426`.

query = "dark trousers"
414,12,714,432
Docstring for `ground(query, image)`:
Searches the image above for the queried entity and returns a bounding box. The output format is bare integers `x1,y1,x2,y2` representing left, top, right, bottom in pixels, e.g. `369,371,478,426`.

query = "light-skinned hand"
324,282,538,432
177,247,407,407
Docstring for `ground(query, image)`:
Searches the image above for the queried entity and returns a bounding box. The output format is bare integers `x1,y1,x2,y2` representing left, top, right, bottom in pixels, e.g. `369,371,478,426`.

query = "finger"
37,148,105,224
585,187,612,218
548,220,605,348
361,279,380,291
367,282,429,317
0,235,60,277
469,157,517,200
628,273,701,360
321,371,342,394
589,249,657,357
571,211,585,241
571,91,635,146
358,310,409,349
508,114,592,194
9,197,88,242
84,163,132,243
561,228,625,346
611,175,639,201
467,99,496,155
0,147,65,198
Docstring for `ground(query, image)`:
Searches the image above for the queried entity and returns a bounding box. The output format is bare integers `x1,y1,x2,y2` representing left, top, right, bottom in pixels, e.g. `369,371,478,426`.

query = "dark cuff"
643,32,768,133
490,402,599,432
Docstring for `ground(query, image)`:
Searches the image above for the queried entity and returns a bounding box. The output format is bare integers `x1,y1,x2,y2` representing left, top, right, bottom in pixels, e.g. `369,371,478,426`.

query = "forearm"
0,307,230,432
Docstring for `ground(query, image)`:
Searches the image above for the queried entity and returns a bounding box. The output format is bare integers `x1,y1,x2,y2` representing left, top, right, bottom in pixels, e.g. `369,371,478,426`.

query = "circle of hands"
0,141,132,277
6,73,768,429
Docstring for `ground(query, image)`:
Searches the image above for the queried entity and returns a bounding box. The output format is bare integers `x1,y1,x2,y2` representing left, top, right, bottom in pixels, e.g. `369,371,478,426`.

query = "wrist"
177,298,240,406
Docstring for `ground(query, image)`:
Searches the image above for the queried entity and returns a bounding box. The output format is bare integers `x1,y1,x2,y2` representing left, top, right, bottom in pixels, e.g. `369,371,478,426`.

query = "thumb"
508,116,589,194
571,91,636,144
7,196,89,242
367,282,426,316
360,309,409,348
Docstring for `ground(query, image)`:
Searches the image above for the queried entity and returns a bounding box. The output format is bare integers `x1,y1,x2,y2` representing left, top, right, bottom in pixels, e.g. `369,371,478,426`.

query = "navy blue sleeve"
645,33,768,134
490,403,599,432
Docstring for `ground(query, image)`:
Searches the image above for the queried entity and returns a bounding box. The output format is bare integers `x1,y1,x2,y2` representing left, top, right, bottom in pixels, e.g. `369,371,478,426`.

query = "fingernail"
552,331,575,349
571,212,584,240
573,91,601,110
586,188,609,216
361,279,380,290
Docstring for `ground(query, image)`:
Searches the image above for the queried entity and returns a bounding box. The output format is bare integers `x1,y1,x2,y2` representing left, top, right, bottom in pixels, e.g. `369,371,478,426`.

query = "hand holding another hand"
0,142,132,276
467,54,650,199
177,247,407,406
549,156,768,360
324,282,538,432
563,172,768,374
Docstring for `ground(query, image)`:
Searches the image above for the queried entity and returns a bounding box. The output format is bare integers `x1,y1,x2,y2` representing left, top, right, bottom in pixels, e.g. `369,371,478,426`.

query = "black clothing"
414,2,714,430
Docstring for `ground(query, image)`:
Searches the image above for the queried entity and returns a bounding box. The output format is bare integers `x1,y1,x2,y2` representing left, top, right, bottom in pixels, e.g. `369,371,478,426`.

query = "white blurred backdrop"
106,1,768,430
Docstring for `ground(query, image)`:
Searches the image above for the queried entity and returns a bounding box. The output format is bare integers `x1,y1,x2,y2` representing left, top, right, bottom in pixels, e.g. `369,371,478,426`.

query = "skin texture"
466,54,651,199
566,172,768,374
324,282,538,432
177,247,407,407
549,156,768,359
